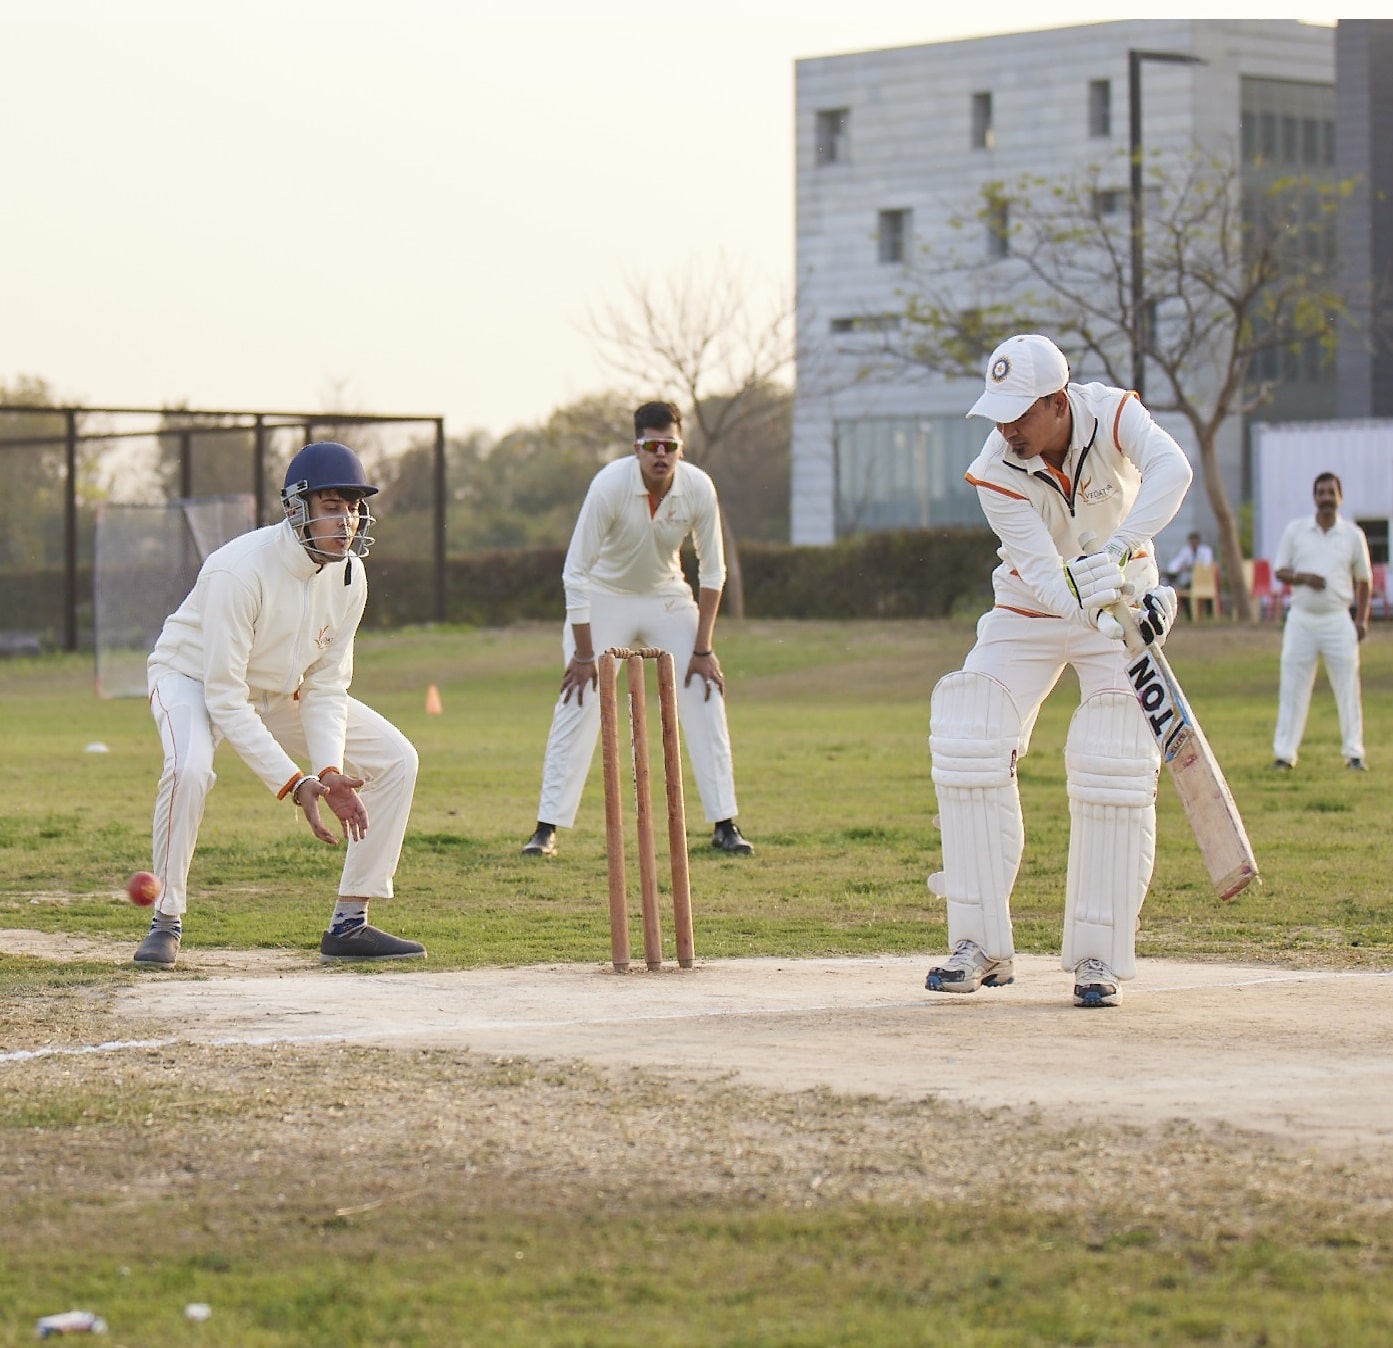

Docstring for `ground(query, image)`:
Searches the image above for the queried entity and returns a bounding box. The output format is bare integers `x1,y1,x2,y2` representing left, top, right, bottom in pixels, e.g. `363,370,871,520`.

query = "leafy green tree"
0,376,72,568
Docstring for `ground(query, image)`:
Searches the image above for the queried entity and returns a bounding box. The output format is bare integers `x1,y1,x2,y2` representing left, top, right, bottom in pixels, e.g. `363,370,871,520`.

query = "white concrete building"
791,20,1337,552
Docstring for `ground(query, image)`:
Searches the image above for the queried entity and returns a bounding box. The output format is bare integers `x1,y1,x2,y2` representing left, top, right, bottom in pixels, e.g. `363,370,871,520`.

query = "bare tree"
888,148,1386,621
585,255,794,618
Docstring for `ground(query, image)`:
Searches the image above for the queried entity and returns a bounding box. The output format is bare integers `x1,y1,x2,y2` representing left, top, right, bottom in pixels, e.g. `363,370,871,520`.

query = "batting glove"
1064,549,1128,615
1136,585,1177,647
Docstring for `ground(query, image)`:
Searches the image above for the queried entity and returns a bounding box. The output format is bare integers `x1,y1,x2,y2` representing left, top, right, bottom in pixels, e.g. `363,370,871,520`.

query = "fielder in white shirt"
1272,471,1372,772
521,401,753,858
137,441,425,969
924,334,1192,1008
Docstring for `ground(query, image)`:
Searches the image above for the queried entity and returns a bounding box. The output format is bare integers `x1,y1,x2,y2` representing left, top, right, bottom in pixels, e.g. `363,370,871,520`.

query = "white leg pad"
929,671,1023,960
1061,691,1159,979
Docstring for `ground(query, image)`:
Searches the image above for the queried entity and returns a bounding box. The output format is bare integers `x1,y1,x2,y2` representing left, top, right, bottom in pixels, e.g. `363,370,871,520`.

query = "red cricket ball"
126,871,161,907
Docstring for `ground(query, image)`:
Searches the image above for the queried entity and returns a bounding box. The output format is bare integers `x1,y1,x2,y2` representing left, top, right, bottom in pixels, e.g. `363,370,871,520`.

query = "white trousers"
536,591,738,828
962,609,1137,751
1273,608,1364,764
147,671,418,917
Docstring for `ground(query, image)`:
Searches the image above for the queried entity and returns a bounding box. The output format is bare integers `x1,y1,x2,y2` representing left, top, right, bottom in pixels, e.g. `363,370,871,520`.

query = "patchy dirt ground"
6,928,1392,1164
5,926,1393,1270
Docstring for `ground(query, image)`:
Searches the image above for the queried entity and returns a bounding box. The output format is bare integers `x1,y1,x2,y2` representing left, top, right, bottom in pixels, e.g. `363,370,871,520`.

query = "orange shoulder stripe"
1112,391,1137,448
965,471,1028,501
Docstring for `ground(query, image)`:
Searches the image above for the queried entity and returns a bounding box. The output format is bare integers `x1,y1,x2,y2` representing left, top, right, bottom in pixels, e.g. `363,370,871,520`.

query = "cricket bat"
1082,538,1260,900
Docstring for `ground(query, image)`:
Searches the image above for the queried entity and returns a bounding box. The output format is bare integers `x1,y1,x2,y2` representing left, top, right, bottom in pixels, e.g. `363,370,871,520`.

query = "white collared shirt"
1274,513,1371,615
561,456,726,623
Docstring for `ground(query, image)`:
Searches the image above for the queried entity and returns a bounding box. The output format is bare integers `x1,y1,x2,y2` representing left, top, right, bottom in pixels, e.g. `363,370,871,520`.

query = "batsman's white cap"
967,334,1070,423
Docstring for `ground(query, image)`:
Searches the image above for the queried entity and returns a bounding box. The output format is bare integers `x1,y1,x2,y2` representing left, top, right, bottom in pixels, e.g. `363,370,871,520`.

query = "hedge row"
0,529,1001,647
365,528,1000,628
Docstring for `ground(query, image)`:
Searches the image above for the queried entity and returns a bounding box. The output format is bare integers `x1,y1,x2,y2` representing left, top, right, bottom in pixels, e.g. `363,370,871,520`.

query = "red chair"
1248,558,1280,622
1371,562,1388,620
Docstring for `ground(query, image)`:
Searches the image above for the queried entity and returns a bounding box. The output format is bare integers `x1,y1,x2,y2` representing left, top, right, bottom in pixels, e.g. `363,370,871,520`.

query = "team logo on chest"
314,624,333,650
1077,476,1117,505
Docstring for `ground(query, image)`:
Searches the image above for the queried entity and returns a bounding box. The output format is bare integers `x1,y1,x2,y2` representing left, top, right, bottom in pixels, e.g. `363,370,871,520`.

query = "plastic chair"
1180,559,1220,620
1248,558,1279,622
1371,562,1388,621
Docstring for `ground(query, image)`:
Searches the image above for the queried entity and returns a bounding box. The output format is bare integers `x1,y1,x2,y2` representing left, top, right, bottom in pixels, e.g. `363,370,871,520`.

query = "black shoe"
1347,758,1368,772
521,824,557,857
711,820,753,855
133,927,180,968
1272,758,1294,772
319,924,426,963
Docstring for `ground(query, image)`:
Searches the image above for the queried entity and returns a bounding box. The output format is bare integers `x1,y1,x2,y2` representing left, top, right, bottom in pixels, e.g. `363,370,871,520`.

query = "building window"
834,416,983,535
1088,80,1111,137
1356,518,1389,566
877,209,910,264
815,108,849,165
971,92,993,150
829,315,901,335
1091,189,1122,217
986,197,1009,259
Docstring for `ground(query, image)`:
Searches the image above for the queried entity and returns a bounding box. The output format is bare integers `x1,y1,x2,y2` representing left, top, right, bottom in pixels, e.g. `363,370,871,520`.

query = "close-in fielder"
925,334,1192,1007
1272,472,1372,772
520,400,754,858
136,441,425,968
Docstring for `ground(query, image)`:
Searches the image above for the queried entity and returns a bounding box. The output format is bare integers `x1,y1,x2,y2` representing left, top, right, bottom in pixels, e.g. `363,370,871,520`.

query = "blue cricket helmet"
281,441,378,559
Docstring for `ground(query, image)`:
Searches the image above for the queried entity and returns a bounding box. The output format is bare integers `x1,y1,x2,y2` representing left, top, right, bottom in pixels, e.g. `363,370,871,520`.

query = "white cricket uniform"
1272,513,1371,764
146,521,417,916
932,382,1192,979
535,455,738,828
961,382,1193,745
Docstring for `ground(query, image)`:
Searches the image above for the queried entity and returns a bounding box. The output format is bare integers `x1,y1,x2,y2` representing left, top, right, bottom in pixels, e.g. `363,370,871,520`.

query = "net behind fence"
95,495,257,698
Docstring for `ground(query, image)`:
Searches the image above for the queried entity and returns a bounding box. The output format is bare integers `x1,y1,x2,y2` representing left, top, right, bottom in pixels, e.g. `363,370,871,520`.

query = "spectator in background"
1272,472,1372,772
1163,531,1214,589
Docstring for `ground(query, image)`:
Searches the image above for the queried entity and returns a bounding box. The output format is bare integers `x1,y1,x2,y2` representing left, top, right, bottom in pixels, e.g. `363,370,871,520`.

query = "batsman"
925,334,1193,1008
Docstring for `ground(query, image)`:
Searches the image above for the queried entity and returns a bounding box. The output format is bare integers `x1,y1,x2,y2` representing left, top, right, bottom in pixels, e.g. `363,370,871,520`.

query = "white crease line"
0,1037,174,1064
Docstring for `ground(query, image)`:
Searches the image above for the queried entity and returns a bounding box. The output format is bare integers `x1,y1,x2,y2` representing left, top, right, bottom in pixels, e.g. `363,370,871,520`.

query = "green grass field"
2,619,1392,1345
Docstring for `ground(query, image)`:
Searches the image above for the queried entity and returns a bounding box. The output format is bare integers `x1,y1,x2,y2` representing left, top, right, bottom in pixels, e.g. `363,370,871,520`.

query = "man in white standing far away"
1272,471,1372,772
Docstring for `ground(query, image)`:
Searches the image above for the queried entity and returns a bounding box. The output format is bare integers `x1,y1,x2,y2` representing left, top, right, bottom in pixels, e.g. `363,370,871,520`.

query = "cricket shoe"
319,924,427,963
1073,957,1121,1008
924,938,1014,993
711,820,754,854
521,824,557,857
133,927,180,968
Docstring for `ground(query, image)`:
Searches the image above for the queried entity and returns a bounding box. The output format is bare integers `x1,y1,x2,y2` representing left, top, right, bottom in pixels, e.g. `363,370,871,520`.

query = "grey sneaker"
711,820,753,854
1073,957,1121,1008
319,924,426,964
1347,758,1368,772
925,938,1014,993
521,824,557,857
133,927,180,968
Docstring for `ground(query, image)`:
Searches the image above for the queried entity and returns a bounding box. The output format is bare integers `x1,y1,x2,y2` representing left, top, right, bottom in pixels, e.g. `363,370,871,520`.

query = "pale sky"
0,1,1339,441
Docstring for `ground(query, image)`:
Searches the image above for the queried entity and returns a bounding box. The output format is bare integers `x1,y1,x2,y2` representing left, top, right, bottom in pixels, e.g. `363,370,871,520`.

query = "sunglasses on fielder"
636,438,683,454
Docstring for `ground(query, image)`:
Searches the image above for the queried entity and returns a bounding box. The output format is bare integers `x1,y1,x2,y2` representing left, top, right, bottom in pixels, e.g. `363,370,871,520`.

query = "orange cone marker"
425,684,443,715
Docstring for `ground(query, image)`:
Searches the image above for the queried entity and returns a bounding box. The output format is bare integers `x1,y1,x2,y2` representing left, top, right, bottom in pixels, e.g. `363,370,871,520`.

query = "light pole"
1128,48,1202,402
